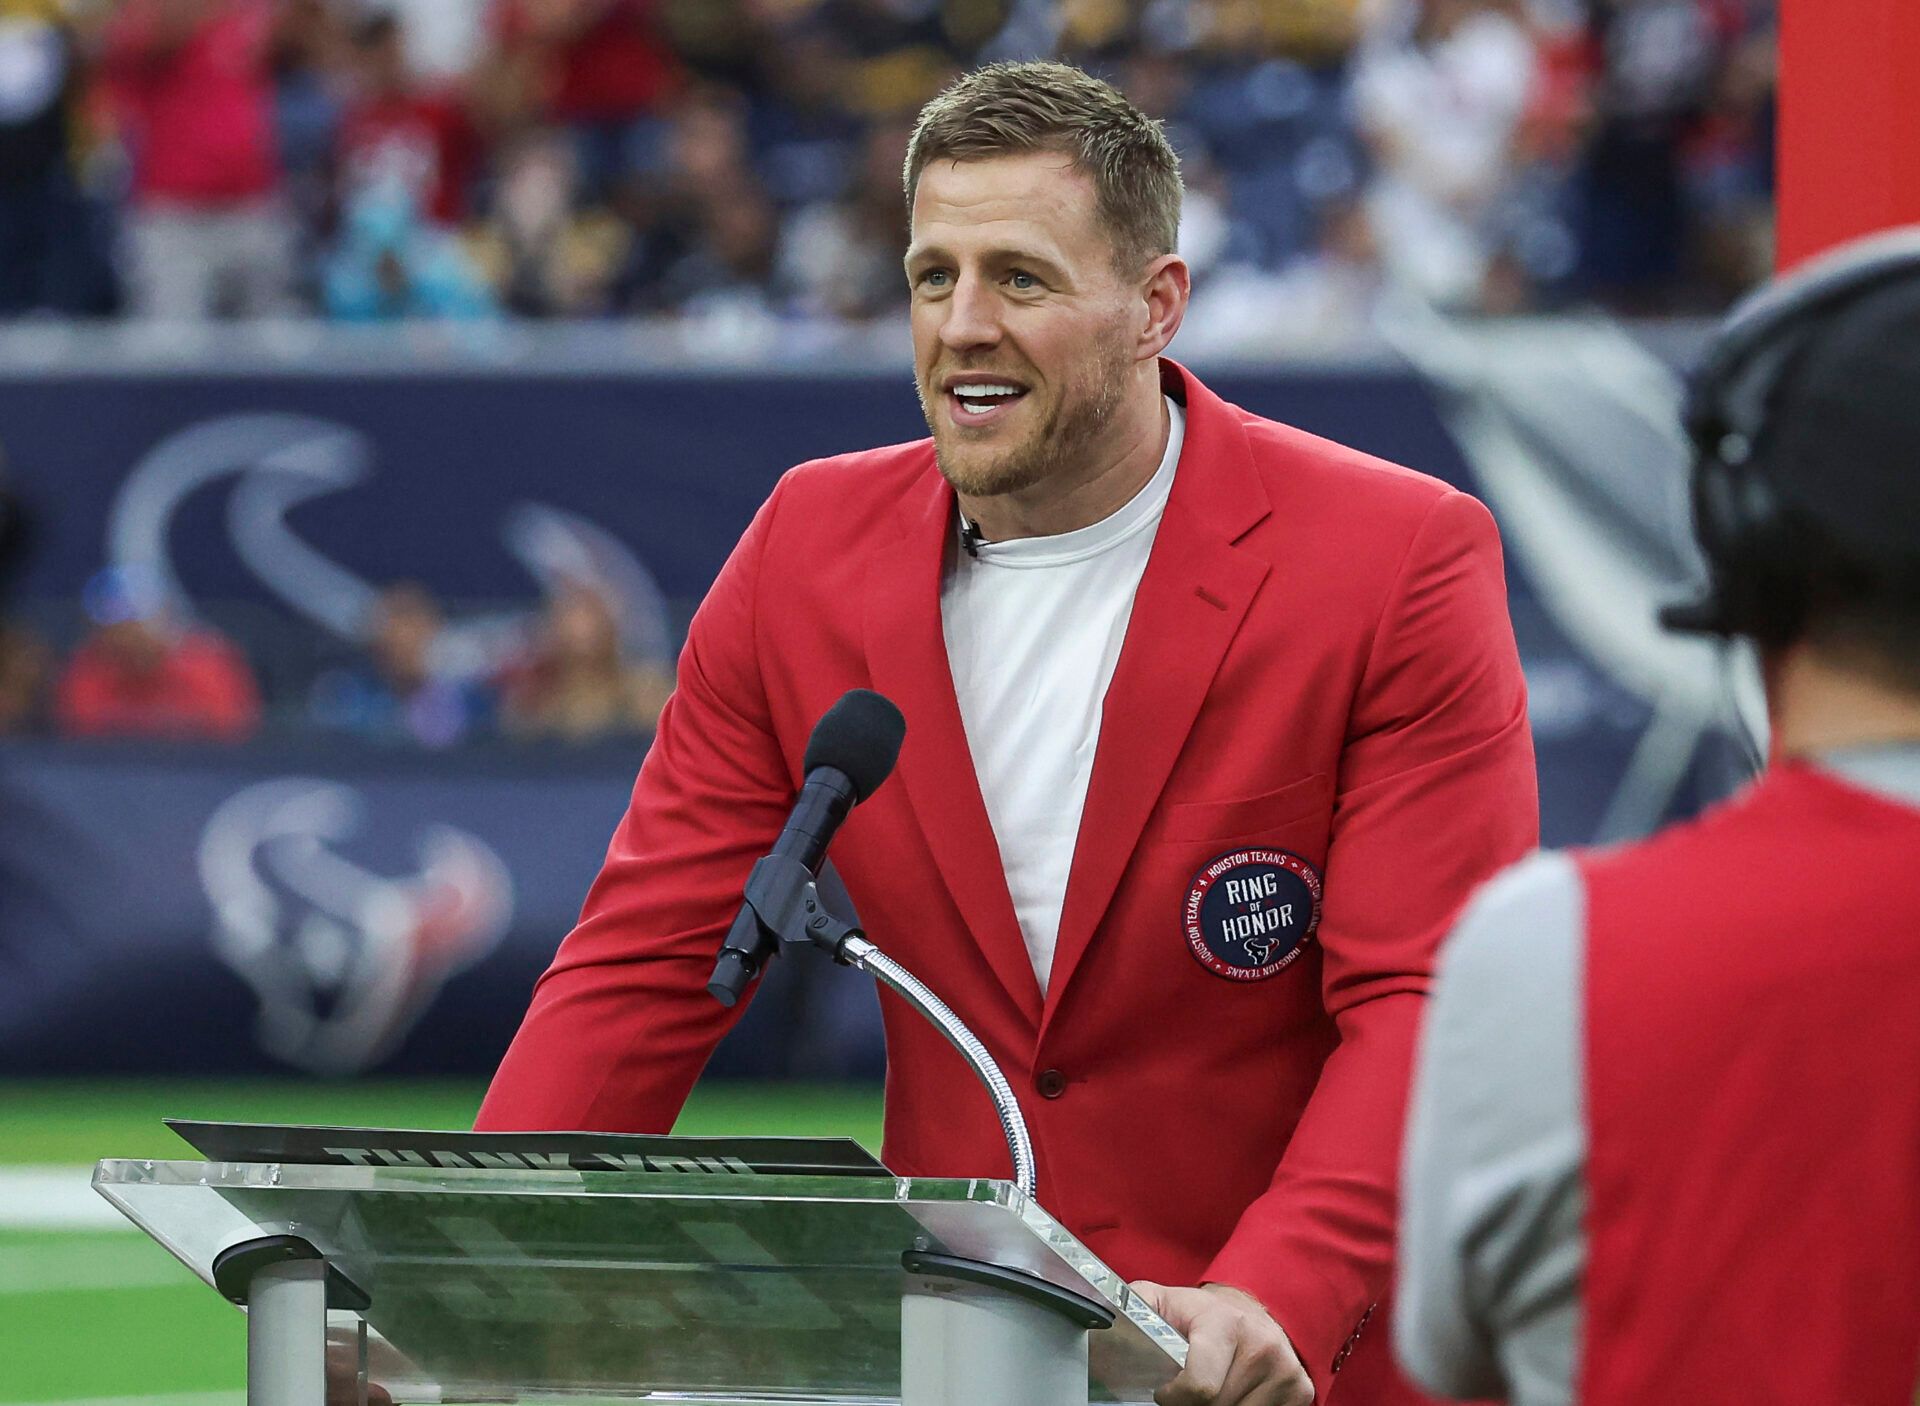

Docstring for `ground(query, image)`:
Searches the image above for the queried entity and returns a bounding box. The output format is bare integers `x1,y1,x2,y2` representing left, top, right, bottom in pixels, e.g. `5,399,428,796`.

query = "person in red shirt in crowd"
98,0,293,319
336,12,477,228
488,0,680,197
55,567,261,741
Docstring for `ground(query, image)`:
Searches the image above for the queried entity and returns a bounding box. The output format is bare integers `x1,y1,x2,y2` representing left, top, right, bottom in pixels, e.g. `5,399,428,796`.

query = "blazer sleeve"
475,474,798,1133
1202,488,1539,1383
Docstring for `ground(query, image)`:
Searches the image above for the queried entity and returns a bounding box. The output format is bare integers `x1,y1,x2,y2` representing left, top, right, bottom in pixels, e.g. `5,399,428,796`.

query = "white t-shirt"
940,398,1185,991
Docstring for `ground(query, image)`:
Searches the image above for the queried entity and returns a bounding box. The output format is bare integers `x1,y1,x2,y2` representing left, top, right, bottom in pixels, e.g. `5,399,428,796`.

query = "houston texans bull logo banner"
1184,847,1322,981
199,778,513,1074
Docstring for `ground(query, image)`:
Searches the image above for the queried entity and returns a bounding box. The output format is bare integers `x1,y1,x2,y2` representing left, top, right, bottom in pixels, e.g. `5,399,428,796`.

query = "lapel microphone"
960,516,987,558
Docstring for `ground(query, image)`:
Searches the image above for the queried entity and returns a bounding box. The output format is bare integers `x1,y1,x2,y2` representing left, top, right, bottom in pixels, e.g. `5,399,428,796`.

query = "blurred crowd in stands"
0,0,1777,339
0,466,677,744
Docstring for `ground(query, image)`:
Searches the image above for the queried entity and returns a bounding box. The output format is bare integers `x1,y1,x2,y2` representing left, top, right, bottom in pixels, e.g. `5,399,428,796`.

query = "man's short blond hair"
904,61,1183,273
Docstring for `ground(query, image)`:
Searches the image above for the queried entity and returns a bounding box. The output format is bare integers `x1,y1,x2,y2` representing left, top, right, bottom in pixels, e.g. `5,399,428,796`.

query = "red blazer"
478,361,1538,1395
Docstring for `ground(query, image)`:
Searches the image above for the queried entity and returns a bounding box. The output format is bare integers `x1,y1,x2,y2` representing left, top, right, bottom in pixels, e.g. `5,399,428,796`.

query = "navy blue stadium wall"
0,368,1722,1077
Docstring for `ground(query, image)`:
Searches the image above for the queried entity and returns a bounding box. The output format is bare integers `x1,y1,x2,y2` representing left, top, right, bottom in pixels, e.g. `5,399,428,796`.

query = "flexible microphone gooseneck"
706,689,905,1006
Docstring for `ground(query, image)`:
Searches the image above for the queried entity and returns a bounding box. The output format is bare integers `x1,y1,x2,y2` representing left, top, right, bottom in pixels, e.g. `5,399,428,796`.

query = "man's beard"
919,336,1133,499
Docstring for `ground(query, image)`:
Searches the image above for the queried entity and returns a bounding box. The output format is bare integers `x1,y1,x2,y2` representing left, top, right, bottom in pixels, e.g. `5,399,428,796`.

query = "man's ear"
1136,253,1190,361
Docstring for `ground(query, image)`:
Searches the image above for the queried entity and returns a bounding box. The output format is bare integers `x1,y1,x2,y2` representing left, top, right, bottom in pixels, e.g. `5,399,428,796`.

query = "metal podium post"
245,1260,328,1406
901,1274,1091,1406
898,1250,1113,1406
212,1235,369,1406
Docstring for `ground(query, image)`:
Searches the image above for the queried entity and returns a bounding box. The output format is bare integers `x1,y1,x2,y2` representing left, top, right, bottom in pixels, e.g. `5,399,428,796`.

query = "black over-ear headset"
1666,227,1920,638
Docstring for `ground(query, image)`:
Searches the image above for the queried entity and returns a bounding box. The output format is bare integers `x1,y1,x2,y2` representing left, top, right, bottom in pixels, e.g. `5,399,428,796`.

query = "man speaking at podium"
480,62,1536,1405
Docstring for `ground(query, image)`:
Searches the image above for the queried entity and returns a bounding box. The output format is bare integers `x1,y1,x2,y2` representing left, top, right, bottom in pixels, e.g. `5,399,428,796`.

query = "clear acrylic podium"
93,1152,1186,1405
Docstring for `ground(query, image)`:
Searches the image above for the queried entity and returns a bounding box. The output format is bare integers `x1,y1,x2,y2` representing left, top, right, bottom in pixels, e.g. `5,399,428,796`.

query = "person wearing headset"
1393,225,1920,1406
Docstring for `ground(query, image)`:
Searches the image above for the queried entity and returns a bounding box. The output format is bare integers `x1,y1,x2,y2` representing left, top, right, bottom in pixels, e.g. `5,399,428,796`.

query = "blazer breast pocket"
1158,772,1333,846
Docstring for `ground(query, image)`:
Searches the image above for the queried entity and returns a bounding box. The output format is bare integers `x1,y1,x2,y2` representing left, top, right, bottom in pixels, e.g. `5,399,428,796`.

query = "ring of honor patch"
1184,848,1322,981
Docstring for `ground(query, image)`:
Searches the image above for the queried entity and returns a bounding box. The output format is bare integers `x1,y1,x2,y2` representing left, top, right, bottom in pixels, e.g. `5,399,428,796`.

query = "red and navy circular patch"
1183,848,1321,981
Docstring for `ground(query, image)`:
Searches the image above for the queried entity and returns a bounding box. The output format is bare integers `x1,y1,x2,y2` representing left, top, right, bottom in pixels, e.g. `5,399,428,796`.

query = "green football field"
0,1079,883,1405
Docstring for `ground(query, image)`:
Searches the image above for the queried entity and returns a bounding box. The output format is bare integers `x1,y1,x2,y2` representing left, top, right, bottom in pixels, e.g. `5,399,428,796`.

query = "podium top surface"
161,1119,893,1178
95,1155,1185,1404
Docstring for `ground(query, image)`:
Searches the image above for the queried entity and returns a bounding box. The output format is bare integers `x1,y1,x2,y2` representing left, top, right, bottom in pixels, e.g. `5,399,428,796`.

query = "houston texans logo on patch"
1184,847,1321,981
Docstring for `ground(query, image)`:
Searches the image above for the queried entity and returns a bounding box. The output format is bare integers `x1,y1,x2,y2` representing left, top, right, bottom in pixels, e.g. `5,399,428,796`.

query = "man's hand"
1130,1281,1314,1406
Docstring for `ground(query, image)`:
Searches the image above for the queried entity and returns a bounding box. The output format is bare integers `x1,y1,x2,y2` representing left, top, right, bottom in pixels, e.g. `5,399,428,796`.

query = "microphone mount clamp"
742,854,865,962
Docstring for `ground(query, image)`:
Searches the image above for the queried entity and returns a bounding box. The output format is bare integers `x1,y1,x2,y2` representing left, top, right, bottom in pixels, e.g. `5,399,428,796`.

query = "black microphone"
707,689,906,1006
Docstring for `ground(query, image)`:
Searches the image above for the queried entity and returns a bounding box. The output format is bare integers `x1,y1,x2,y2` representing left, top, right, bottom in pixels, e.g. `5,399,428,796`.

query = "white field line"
8,1395,246,1406
0,1236,200,1296
0,1167,135,1231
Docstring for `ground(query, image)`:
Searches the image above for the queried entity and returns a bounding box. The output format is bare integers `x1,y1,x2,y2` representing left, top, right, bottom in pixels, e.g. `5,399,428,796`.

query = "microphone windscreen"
803,689,907,801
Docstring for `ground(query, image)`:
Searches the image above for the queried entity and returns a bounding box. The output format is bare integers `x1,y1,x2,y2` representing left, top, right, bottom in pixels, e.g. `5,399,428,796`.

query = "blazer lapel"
1042,365,1273,1023
865,465,1044,1028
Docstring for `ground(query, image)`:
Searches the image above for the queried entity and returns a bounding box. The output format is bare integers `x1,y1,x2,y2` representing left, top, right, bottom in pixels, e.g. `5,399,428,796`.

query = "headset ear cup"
1687,448,1797,638
1677,452,1745,635
1699,456,1814,644
1694,455,1740,563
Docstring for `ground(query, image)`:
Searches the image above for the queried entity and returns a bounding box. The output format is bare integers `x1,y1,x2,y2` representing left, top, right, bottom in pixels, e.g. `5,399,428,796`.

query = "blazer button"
1035,1069,1068,1099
